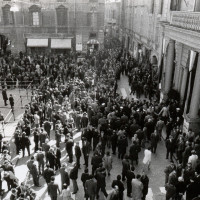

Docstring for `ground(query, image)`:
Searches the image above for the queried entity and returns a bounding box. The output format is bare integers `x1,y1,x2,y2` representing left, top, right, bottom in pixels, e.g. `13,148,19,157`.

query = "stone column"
165,39,175,93
189,54,200,118
180,67,189,102
174,43,183,90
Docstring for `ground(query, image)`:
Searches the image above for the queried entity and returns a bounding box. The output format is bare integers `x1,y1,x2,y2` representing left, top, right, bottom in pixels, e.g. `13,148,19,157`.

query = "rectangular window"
56,8,68,26
87,13,92,26
170,0,181,11
32,12,39,26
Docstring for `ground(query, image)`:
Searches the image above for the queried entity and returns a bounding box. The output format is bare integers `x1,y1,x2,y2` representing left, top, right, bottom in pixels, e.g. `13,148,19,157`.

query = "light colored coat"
131,178,143,200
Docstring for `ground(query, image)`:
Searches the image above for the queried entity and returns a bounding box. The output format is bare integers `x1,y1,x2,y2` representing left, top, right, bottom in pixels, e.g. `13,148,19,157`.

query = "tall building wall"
0,0,105,53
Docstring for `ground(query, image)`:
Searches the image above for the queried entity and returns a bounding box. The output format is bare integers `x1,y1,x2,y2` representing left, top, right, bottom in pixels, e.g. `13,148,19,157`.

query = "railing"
170,11,200,31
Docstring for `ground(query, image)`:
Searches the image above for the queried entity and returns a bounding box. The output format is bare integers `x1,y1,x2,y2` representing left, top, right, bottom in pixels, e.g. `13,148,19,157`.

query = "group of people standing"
0,47,199,200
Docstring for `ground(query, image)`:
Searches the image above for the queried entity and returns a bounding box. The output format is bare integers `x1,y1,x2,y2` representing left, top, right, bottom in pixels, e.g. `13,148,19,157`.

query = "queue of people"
0,48,199,200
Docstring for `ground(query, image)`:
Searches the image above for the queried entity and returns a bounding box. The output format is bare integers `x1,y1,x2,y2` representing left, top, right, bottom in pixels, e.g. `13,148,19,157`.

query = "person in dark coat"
44,164,55,185
165,182,176,200
48,176,60,200
75,142,82,169
126,166,135,197
66,137,74,163
85,175,97,200
70,163,79,194
82,138,90,167
59,163,70,189
43,120,51,139
2,88,8,106
111,175,124,200
186,178,199,200
26,156,40,187
21,132,30,157
122,155,130,181
183,142,193,168
118,135,128,159
33,128,40,153
96,168,108,199
141,172,149,200
176,177,186,200
9,94,14,109
14,131,21,155
165,135,175,162
150,130,159,153
91,152,102,175
129,141,140,165
111,131,118,155
81,168,90,199
55,147,61,170
47,149,56,170
81,113,89,128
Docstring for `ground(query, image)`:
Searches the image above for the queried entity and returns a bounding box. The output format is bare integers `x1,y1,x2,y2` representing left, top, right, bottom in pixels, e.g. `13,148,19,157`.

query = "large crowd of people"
0,48,199,200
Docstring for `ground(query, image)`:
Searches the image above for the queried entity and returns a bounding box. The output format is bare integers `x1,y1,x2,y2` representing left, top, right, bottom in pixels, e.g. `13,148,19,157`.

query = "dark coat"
70,165,78,180
118,137,128,154
44,168,54,183
122,159,130,173
21,136,30,148
129,144,139,160
112,180,124,194
2,89,8,100
141,175,149,196
96,172,106,187
81,172,90,187
75,145,82,158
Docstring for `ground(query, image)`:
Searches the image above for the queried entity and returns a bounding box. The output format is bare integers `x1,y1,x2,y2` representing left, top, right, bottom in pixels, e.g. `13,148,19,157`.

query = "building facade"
120,0,163,67
160,0,200,133
104,0,121,37
0,0,105,54
120,0,200,132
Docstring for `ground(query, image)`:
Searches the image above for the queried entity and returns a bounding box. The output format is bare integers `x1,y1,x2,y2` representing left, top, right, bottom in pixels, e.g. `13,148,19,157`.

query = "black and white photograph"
0,0,200,199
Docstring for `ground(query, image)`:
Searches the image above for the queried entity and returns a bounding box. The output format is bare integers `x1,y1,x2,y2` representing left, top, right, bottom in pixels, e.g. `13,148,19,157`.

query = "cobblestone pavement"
2,76,169,200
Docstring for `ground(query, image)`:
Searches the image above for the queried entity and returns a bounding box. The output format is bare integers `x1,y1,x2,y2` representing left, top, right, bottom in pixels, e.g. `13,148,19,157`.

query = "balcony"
170,11,200,32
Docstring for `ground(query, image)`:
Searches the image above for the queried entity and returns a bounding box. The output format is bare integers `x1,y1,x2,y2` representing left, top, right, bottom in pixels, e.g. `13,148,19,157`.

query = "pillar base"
183,113,200,134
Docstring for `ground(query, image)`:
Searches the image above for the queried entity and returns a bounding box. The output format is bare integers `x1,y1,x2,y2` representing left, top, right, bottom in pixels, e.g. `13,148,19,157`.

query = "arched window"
56,5,68,26
29,5,41,26
2,4,14,25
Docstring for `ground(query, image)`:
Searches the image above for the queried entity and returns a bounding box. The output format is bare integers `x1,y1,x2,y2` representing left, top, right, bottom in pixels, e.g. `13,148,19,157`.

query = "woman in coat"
103,151,113,176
